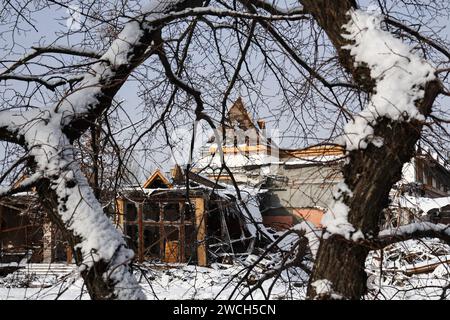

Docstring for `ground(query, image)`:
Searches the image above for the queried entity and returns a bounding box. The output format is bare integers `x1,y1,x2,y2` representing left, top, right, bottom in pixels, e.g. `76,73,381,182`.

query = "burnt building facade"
117,169,255,266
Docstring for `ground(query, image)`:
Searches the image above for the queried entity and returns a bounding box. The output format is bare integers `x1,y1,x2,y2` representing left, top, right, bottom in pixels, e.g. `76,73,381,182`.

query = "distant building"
399,147,450,198
195,98,345,230
195,98,450,230
388,148,450,227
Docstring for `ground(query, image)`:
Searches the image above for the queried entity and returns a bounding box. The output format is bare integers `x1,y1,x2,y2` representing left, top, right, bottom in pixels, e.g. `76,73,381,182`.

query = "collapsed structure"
116,169,260,266
2,98,450,267
195,98,346,230
0,194,71,267
194,98,450,230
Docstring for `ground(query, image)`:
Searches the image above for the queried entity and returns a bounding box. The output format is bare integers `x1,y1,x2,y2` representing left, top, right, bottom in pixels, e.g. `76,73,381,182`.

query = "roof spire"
227,97,256,130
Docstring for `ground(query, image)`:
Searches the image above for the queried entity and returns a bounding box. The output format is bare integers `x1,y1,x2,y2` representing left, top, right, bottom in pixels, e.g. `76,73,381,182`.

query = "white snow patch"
341,9,436,151
311,279,333,295
292,221,321,257
103,21,144,67
393,195,450,215
379,221,450,238
321,182,362,239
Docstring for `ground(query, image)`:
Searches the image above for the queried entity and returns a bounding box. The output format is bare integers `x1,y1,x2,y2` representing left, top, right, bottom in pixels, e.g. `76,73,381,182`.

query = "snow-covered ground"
1,238,449,300
0,260,308,300
365,238,450,300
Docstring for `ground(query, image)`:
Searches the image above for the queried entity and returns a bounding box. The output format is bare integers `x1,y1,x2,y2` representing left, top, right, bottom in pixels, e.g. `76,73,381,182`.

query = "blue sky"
1,0,449,183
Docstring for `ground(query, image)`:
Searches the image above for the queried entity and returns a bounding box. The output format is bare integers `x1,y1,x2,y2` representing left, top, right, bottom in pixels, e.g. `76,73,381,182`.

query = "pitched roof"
142,169,172,189
226,97,257,130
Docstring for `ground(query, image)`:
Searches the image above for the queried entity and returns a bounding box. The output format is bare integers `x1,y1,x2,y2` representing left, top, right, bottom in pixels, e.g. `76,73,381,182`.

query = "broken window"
163,203,180,221
143,202,159,221
184,203,194,221
125,224,138,251
143,226,160,257
126,203,137,222
120,197,204,265
184,225,196,262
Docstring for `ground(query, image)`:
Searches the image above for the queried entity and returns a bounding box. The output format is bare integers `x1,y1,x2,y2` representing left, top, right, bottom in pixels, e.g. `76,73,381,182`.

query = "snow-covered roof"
394,195,450,214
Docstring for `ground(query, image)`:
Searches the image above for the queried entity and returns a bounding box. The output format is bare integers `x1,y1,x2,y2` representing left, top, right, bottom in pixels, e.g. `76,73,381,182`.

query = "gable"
227,97,256,130
142,170,172,189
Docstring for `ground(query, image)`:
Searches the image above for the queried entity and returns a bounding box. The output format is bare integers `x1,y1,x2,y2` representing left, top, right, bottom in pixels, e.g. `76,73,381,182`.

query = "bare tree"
1,0,450,300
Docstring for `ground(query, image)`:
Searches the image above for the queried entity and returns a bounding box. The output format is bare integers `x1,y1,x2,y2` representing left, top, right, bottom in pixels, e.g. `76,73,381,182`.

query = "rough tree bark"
0,0,205,300
300,0,442,299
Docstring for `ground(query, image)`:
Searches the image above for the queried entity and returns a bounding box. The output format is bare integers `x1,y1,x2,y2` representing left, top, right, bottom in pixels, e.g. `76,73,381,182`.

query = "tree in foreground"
0,0,449,299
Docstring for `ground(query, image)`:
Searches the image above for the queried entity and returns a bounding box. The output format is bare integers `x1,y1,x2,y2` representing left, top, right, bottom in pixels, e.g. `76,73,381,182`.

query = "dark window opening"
147,177,168,189
143,226,160,257
143,202,159,221
125,224,138,251
126,203,137,222
184,225,196,262
426,170,433,186
163,226,179,241
164,203,180,221
184,204,194,221
416,160,424,183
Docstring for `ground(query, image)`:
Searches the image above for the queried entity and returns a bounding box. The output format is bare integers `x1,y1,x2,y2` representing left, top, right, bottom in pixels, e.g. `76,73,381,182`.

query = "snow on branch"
340,9,436,151
19,115,145,298
320,182,364,240
310,279,343,300
0,172,42,197
0,0,208,300
320,9,437,240
0,74,83,91
141,6,307,24
376,222,450,247
239,0,304,15
0,46,101,76
292,221,321,257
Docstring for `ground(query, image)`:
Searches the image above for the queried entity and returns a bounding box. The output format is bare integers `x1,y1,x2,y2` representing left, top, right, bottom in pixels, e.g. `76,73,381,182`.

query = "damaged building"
0,193,72,268
2,98,450,269
0,166,265,268
116,168,262,266
194,98,450,230
195,97,345,230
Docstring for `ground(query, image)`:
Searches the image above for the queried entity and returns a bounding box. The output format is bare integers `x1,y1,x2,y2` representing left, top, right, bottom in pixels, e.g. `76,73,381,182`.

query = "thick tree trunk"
299,0,442,299
37,179,126,299
307,115,437,299
2,0,206,300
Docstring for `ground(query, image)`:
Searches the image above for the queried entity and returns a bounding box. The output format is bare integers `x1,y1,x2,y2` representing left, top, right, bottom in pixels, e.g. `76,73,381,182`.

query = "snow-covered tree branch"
300,0,443,300
0,0,207,300
0,0,449,301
